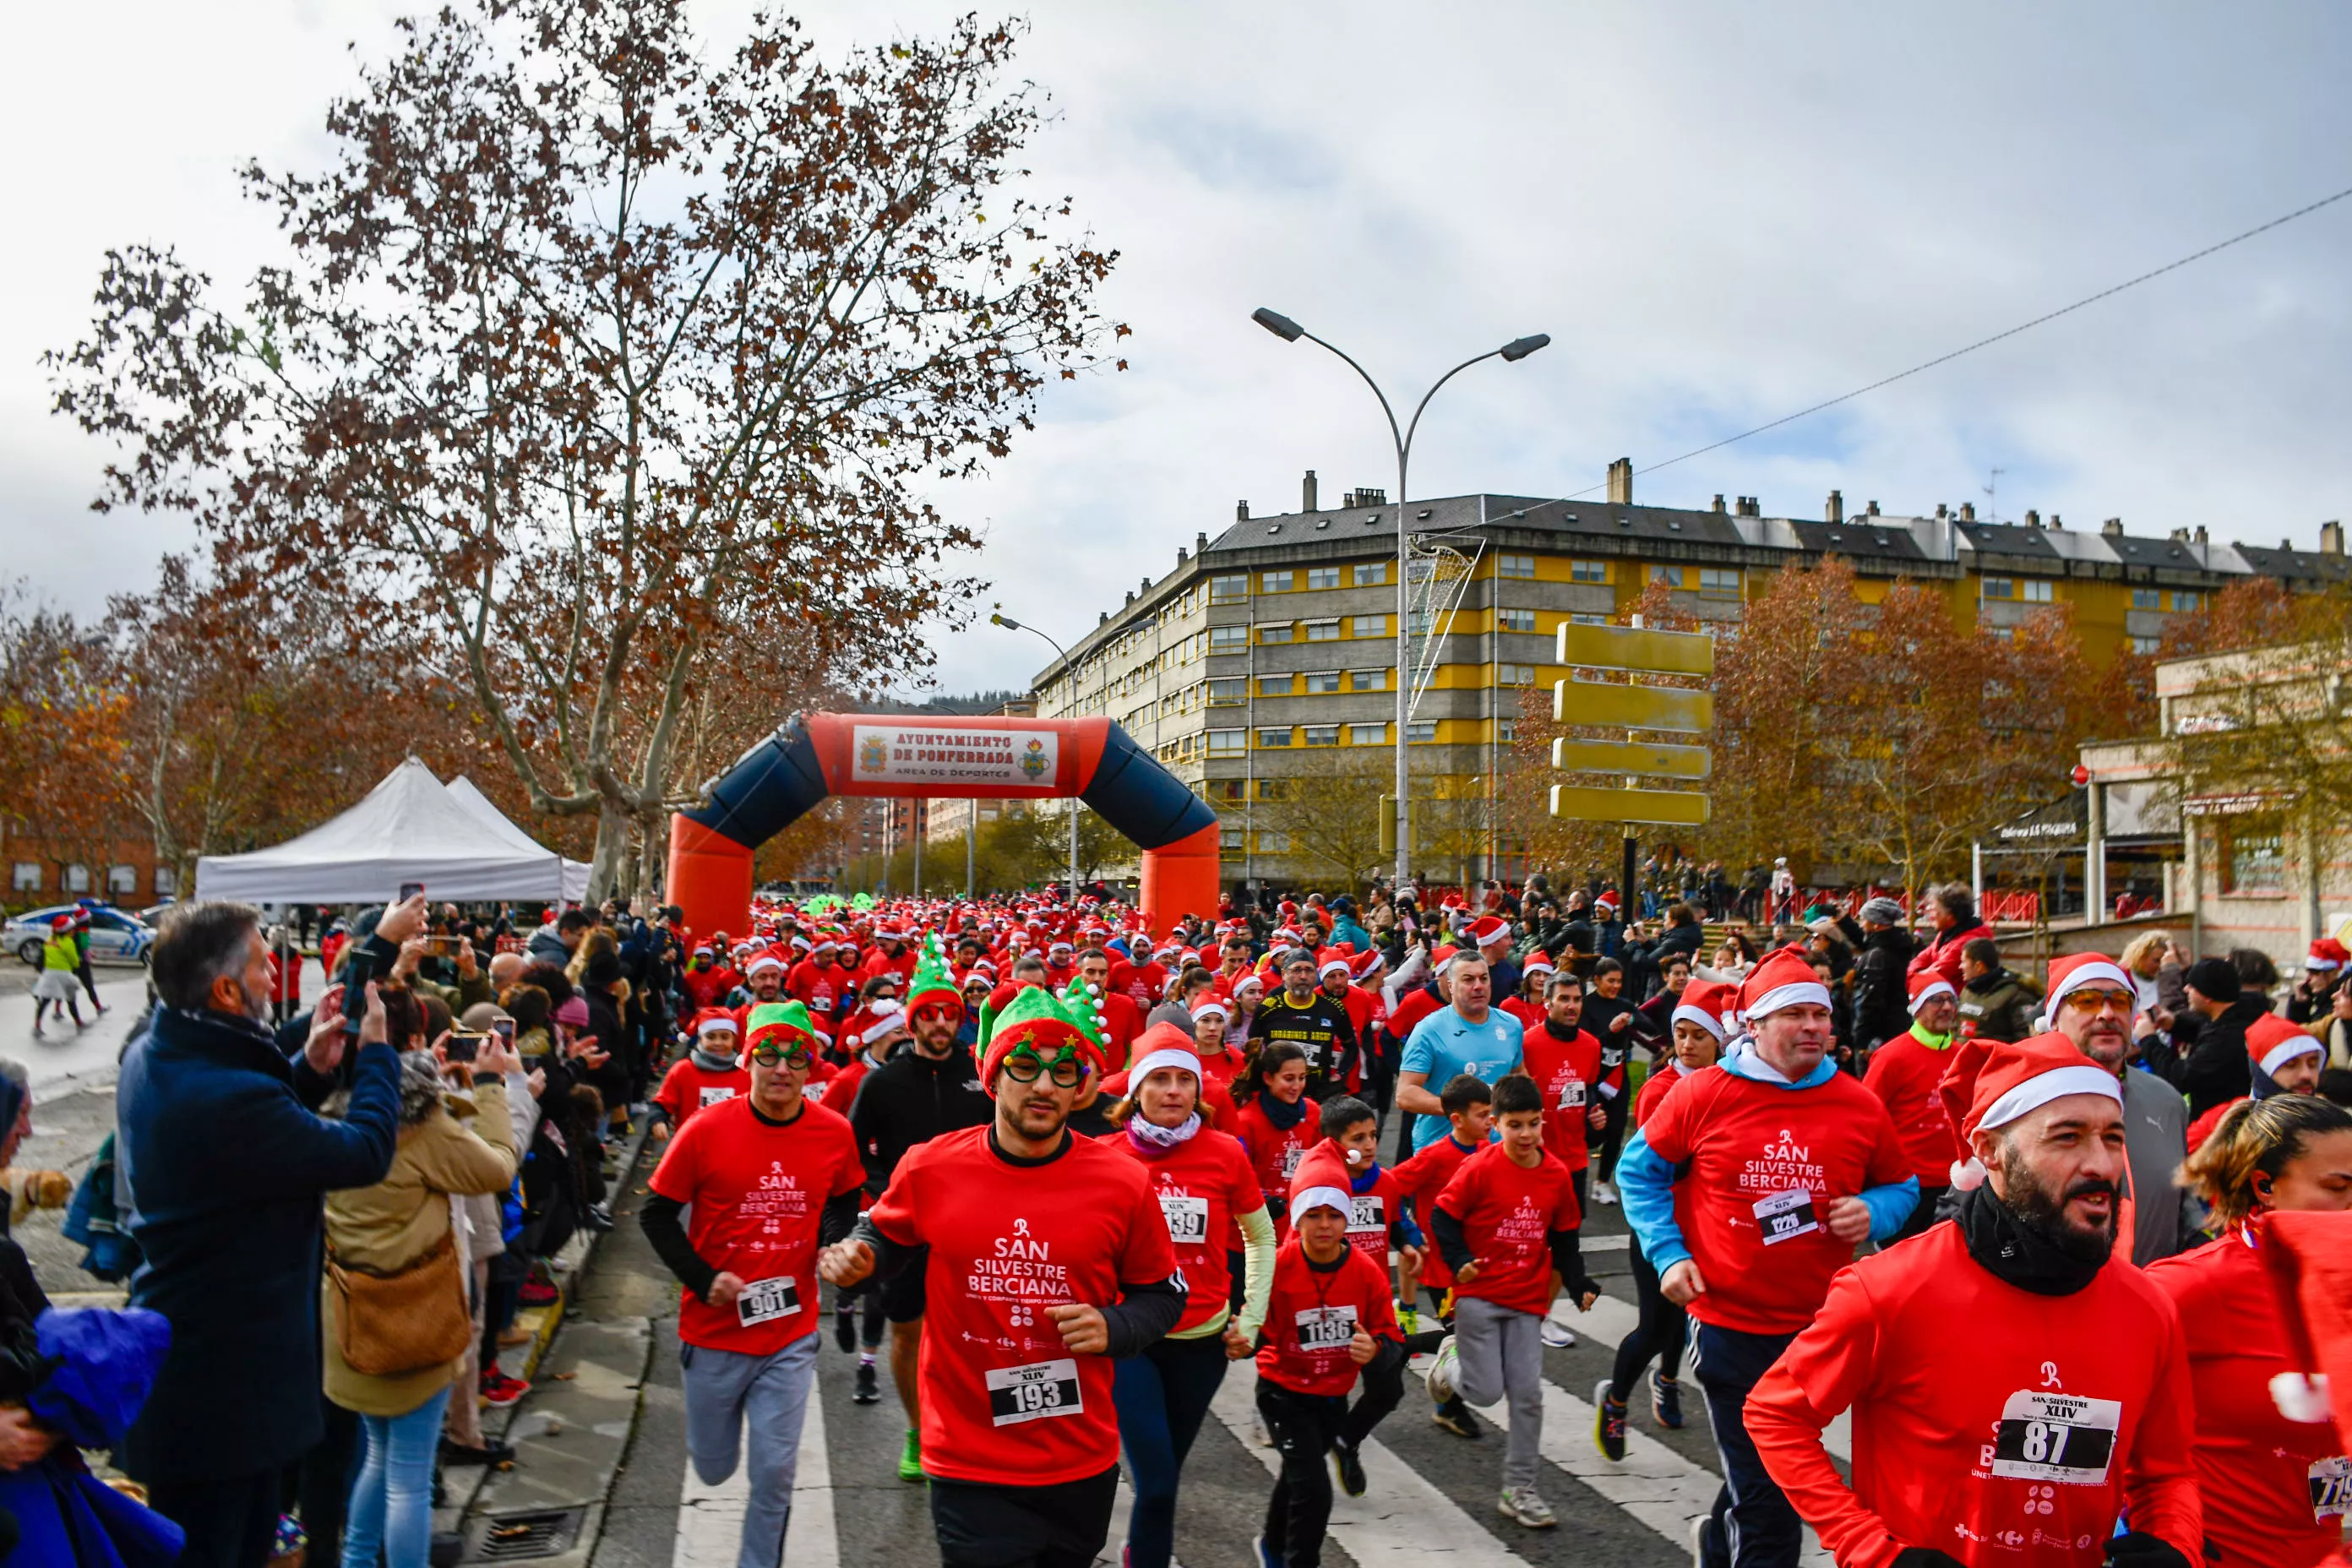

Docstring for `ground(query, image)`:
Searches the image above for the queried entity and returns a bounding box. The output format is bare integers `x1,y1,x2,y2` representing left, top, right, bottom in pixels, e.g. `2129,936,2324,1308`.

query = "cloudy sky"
8,2,2350,695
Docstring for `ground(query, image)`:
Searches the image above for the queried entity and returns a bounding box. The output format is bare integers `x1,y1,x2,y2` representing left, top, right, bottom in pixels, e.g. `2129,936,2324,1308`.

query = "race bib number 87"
986,1358,1083,1426
1989,1391,2121,1484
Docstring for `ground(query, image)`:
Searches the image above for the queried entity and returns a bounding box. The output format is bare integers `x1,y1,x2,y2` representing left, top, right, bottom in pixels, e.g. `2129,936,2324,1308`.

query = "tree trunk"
634,808,667,907
587,795,634,904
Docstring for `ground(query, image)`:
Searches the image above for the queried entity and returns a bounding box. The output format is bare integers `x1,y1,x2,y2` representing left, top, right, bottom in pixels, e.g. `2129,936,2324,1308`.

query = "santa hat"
1735,949,1832,1026
1593,893,1619,915
1127,1024,1204,1087
1671,980,1734,1044
1290,1182,1353,1222
2031,952,2134,1032
2248,1013,2323,1079
744,950,787,978
692,1008,739,1040
1349,948,1387,983
2257,1210,2352,1436
1467,915,1511,950
859,999,910,1048
1522,950,1556,978
1316,947,1354,981
1232,972,1265,996
740,1000,823,1067
1908,972,1957,1015
1937,1032,2122,1190
2309,938,2351,973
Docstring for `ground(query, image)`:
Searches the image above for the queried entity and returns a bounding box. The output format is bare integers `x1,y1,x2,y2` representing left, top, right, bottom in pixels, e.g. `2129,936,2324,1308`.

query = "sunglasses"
1000,1047,1088,1088
748,1043,815,1069
2062,989,2135,1013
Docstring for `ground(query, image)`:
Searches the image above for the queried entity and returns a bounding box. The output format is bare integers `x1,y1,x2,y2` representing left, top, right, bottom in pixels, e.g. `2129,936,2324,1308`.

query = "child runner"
1235,1043,1316,1239
650,1009,749,1141
1391,1075,1494,1436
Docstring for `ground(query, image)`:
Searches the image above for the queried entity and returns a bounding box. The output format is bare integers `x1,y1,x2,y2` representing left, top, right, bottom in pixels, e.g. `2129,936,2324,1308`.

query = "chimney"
1236,500,1250,521
2193,525,2208,544
1176,545,1188,564
1124,590,1135,606
1141,576,1152,596
2323,520,2344,556
2050,513,2064,531
1712,494,1726,514
2025,509,2040,529
1606,458,1633,505
1826,489,1844,525
1958,502,1976,521
1302,470,1319,513
1936,504,1948,520
2101,518,2124,537
1736,496,1761,518
1865,499,1881,515
1196,531,1210,555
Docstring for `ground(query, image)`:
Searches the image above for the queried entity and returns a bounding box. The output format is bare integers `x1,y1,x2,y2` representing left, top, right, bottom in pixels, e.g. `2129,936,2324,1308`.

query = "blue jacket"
116,1004,399,1484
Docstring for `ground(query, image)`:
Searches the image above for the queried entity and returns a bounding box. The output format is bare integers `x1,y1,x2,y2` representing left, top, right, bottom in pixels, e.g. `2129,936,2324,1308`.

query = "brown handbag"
326,1229,473,1378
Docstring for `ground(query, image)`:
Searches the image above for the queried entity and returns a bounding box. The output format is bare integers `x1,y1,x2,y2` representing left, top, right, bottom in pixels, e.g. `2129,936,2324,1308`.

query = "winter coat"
2155,994,2262,1119
1957,966,2044,1044
1908,920,1995,990
1848,924,1917,1050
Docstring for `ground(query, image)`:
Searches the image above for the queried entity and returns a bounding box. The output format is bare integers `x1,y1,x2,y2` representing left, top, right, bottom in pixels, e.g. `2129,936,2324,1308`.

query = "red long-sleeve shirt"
1859,1028,1963,1185
1746,1223,2202,1568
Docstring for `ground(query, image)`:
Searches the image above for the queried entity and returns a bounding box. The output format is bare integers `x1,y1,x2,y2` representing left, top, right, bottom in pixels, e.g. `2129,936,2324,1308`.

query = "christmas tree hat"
905,932,961,1016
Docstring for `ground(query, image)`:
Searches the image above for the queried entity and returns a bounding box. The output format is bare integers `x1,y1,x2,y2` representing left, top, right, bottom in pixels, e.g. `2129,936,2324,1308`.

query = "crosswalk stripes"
1545,1293,1851,1460
674,1364,836,1568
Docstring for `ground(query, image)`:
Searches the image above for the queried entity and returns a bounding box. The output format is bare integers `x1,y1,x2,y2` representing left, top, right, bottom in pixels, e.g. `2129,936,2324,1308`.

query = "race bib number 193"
1989,1391,2121,1484
986,1358,1083,1426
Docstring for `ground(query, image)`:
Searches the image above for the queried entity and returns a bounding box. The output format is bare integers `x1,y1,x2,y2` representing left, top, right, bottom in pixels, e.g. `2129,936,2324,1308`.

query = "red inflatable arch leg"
667,816,755,941
1140,823,1222,938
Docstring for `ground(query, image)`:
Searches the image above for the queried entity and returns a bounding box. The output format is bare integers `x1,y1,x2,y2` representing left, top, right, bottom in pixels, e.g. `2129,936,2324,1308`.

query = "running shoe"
1592,1180,1620,1206
1497,1487,1557,1529
1331,1442,1366,1498
1689,1513,1712,1567
1431,1395,1483,1440
835,1307,857,1354
1424,1334,1459,1404
1254,1537,1281,1568
854,1362,881,1405
1539,1318,1575,1349
1594,1377,1628,1462
1651,1370,1685,1429
1396,1303,1418,1336
897,1427,923,1483
479,1368,530,1407
519,1277,559,1309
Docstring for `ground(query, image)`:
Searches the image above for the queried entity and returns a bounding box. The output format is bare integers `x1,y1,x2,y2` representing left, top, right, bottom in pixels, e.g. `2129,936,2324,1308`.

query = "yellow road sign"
1550,738,1712,779
1554,623,1715,677
1552,679,1713,733
1549,784,1711,826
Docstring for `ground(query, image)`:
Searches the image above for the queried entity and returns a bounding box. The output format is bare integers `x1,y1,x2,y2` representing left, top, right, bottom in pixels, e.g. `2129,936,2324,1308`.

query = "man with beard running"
1251,947,1360,1103
819,985,1185,1568
1746,1033,2202,1568
845,936,992,1480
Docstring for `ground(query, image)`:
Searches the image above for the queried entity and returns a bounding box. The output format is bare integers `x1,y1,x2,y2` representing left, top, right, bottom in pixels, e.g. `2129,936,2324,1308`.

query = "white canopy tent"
193,757,573,904
444,775,592,902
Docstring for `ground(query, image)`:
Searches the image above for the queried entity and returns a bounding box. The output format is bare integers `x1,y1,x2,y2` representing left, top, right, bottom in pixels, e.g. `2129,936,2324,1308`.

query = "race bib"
735,1276,800,1326
1752,1189,1819,1246
1555,1077,1587,1110
1159,1195,1209,1246
1295,1304,1358,1352
1990,1391,2121,1484
986,1358,1083,1426
1280,1146,1304,1179
2310,1456,2352,1520
1348,1195,1384,1234
700,1086,737,1108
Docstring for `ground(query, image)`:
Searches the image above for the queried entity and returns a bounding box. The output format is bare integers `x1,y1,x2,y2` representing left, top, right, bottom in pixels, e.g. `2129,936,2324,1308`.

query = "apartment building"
1029,469,2351,887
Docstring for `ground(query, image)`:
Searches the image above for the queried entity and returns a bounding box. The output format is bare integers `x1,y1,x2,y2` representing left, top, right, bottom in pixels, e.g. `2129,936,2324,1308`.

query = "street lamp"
992,612,1081,901
1250,309,1549,891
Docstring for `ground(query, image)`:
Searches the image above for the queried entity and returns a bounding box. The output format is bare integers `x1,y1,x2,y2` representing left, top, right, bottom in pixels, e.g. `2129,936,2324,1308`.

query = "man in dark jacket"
2158,956,2262,1119
1955,937,2043,1043
1838,896,1916,1051
117,898,406,1568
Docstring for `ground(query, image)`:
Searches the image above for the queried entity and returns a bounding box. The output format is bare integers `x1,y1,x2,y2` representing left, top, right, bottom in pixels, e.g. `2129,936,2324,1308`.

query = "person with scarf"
2147,1093,2352,1567
1234,1043,1316,1241
650,1009,749,1141
1860,972,1966,1244
1745,1033,2202,1568
1106,1031,1274,1568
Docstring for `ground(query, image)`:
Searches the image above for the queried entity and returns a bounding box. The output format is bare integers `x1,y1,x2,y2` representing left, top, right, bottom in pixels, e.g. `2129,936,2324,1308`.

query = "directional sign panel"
1549,784,1712,826
1552,679,1713,733
1554,623,1715,678
1551,738,1712,780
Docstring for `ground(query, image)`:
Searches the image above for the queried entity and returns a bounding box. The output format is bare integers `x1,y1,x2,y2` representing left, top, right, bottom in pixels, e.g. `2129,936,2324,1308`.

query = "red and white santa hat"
1937,1032,2123,1190
859,999,909,1048
1734,949,1832,1027
2248,1013,2323,1079
1349,947,1387,983
1671,979,1734,1043
1522,950,1556,979
1467,915,1511,950
2031,951,2134,1032
744,950,787,977
2308,938,2350,974
1316,946,1354,981
692,1008,739,1040
1908,971,1957,1015
1190,990,1233,1023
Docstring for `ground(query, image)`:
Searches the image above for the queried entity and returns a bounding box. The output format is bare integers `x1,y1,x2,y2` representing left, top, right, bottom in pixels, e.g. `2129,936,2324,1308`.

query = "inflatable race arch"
666,713,1221,939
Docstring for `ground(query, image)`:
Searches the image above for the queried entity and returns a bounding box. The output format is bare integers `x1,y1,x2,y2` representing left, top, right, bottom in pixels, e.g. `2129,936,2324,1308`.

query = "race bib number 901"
735,1276,800,1326
1159,1195,1210,1246
1989,1391,2121,1484
986,1358,1083,1426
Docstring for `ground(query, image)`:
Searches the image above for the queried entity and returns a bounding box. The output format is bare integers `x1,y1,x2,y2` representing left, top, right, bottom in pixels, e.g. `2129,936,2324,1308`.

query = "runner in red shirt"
2184,1014,2327,1154
640,999,864,1568
651,1009,749,1141
819,983,1185,1568
1747,1033,2203,1568
1233,1043,1317,1239
2149,1094,2352,1568
1498,952,1553,1035
681,945,737,1010
1616,948,1918,1568
785,939,851,1028
1424,1073,1598,1531
1105,1038,1274,1568
1860,971,1964,1243
1075,946,1142,1066
1516,968,1615,1217
1251,1183,1405,1568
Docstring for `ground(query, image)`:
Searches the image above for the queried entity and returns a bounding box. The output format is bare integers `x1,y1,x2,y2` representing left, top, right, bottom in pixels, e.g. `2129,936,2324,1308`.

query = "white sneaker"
1593,1181,1620,1206
1498,1486,1556,1528
1689,1513,1711,1567
1539,1318,1575,1349
1250,1408,1273,1447
1425,1334,1459,1405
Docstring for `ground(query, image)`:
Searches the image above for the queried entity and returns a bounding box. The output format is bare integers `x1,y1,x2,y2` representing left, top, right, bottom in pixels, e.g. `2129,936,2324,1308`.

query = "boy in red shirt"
1424,1073,1598,1530
651,1010,749,1141
1391,1073,1494,1431
1252,1182,1404,1568
640,999,866,1568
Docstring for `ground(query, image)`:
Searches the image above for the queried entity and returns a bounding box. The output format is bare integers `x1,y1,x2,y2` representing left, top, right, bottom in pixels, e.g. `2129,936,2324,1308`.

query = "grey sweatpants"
680,1331,819,1568
1452,1295,1544,1491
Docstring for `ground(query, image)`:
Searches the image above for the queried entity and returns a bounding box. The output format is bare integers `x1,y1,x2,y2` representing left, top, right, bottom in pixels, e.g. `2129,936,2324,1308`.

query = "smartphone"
341,950,375,1028
427,934,460,956
399,882,426,904
444,1032,484,1064
493,1018,516,1048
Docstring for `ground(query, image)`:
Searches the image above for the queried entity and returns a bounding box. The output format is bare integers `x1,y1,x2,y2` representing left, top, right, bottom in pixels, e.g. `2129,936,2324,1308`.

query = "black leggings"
836,1282,886,1348
1606,1237,1685,1402
929,1464,1119,1568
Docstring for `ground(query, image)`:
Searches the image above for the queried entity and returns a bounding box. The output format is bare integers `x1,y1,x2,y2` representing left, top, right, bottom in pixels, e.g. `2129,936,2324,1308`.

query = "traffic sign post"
1548,622,1715,871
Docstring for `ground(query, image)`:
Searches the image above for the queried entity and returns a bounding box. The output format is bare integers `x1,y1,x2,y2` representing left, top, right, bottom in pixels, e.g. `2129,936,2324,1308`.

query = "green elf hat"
905,932,962,1018
741,1000,822,1069
1059,976,1112,1057
978,984,1105,1091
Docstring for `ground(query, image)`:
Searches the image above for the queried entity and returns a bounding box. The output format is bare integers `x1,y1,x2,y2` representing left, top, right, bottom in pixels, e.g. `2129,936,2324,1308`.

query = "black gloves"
1890,1550,1967,1568
2103,1533,2191,1568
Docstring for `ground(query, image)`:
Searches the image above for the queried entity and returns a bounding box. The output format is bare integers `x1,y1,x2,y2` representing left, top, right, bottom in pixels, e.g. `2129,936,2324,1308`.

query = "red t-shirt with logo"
868,1125,1179,1487
785,960,848,1021
1517,1023,1617,1172
1860,1031,1964,1185
1435,1141,1582,1315
1289,1142,1407,1269
1393,1133,1481,1291
1234,1097,1319,1237
1254,1239,1402,1397
646,1096,864,1355
1634,1060,1694,1130
652,1057,749,1137
1112,1124,1265,1333
1636,1064,1912,1335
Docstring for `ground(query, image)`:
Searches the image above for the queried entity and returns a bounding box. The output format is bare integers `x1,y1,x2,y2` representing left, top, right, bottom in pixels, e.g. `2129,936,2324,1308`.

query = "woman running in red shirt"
2148,1094,2352,1568
1234,1043,1315,1239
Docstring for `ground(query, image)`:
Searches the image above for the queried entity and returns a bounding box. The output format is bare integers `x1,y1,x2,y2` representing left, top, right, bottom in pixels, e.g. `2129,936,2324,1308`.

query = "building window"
107,865,137,895
1210,625,1249,652
1698,568,1741,598
1258,727,1293,749
154,865,177,896
1210,780,1246,803
1350,614,1389,638
1302,725,1339,747
1257,831,1293,853
1984,624,2014,641
1497,718,1517,742
1498,663,1538,685
64,865,90,894
1651,565,1684,589
1260,674,1294,696
1350,669,1386,691
1353,562,1388,586
2132,587,2160,611
1571,559,1609,584
1405,721,1438,743
1305,566,1340,591
1499,553,1536,579
2130,635,2162,655
1499,607,1537,633
1303,619,1340,642
1258,623,1294,645
1220,827,1245,851
1206,729,1246,757
2020,579,2054,603
2224,823,2286,896
1304,671,1341,694
1571,612,1609,626
1980,577,2015,601
2170,590,2203,612
1348,722,1387,745
1208,678,1247,705
1261,569,1293,593
1406,610,1435,636
1210,574,1250,604
1256,780,1292,802
9,863,36,893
